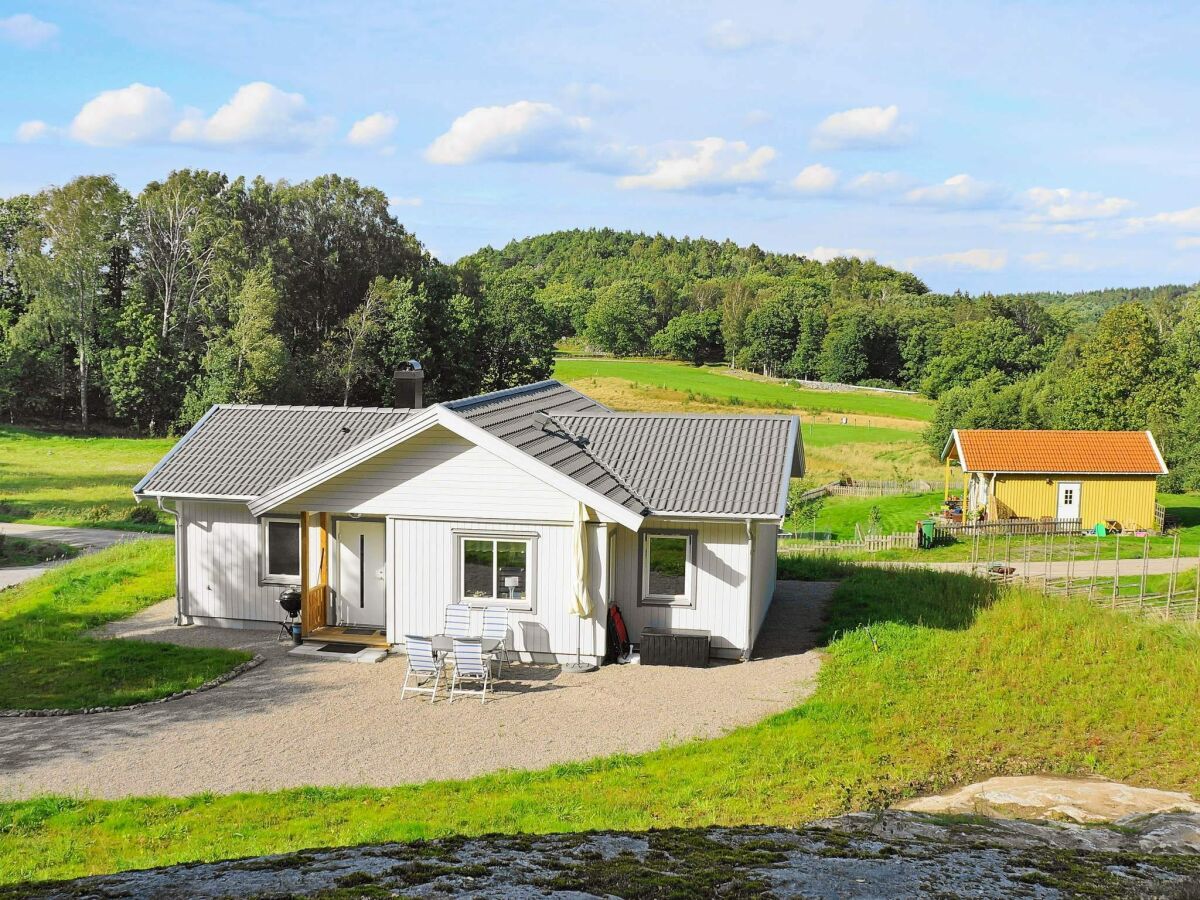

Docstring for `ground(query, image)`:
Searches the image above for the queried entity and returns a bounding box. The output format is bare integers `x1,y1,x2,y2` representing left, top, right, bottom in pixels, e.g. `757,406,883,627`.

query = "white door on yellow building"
1056,482,1082,521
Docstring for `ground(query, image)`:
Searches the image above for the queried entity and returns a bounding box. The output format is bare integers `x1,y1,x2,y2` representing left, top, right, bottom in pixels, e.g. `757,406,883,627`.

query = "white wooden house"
134,380,803,665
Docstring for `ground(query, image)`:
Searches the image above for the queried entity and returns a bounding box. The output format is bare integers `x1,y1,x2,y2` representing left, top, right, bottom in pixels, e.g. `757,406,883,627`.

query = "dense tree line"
469,229,1200,489
0,172,554,433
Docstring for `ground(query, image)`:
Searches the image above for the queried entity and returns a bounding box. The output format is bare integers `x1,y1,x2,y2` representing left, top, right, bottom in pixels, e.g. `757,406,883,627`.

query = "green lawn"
0,426,174,532
788,491,944,540
554,358,934,422
0,540,249,711
3,565,1199,885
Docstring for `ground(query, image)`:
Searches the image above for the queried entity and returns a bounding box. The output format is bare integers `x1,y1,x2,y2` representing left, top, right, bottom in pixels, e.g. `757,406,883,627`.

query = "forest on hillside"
4,175,1200,488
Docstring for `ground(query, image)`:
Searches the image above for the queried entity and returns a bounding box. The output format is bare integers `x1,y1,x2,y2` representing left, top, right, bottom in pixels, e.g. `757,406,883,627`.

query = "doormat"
316,642,364,654
339,627,384,636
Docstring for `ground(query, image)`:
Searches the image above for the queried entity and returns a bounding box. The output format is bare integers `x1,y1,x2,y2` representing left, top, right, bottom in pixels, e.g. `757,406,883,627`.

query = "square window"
261,518,300,584
640,531,695,606
456,532,535,610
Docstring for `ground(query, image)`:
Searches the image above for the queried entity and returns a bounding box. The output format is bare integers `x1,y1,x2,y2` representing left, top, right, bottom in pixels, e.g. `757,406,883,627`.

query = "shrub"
128,505,159,525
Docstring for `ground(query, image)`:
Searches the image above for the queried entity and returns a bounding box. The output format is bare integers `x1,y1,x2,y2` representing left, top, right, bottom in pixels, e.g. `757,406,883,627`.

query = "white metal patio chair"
481,606,511,674
443,603,472,639
400,635,443,703
449,638,492,703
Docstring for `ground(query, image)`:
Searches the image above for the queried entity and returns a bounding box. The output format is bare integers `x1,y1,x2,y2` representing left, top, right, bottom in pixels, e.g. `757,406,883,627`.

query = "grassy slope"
0,541,248,711
0,427,174,532
554,358,934,422
3,567,1198,885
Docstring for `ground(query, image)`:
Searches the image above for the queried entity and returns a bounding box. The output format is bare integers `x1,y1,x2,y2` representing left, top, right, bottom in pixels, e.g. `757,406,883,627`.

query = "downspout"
742,518,755,662
989,472,997,519
155,496,190,626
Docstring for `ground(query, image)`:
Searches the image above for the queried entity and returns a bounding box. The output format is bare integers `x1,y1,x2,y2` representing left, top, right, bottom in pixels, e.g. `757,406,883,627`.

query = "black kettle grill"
278,588,302,642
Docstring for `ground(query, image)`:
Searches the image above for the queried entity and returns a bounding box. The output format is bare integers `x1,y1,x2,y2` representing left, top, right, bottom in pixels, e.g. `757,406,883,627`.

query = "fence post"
1139,535,1149,611
1112,534,1121,609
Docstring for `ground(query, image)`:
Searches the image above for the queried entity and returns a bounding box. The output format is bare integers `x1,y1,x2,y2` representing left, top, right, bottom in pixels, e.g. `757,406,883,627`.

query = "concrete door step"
288,642,389,664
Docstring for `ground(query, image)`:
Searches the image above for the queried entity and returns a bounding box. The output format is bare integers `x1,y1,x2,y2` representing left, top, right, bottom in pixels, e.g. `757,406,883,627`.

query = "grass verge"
0,536,76,568
0,426,174,532
0,540,249,711
3,566,1198,885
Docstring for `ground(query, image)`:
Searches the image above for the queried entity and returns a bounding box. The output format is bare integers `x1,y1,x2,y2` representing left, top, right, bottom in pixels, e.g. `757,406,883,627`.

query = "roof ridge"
544,412,650,513
443,379,562,411
556,411,797,421
215,404,410,413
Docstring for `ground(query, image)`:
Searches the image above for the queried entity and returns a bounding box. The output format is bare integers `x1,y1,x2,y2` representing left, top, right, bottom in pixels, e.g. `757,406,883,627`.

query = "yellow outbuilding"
941,429,1168,532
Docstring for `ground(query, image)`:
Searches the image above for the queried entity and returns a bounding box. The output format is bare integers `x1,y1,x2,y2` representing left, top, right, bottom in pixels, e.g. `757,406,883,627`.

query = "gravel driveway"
0,581,831,800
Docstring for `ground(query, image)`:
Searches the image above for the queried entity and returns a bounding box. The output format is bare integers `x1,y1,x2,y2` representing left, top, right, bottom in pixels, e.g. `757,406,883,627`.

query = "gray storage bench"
639,626,711,667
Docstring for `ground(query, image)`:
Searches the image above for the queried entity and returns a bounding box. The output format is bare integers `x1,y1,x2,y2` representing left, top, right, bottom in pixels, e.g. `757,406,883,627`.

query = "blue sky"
2,1,1199,293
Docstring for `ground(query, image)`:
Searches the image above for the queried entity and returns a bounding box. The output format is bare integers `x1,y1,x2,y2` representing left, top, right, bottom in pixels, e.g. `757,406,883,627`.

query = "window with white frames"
260,517,301,584
640,530,696,607
455,532,536,610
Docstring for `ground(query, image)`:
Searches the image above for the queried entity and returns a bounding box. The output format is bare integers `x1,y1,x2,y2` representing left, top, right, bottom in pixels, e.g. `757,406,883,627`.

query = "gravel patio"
0,581,830,800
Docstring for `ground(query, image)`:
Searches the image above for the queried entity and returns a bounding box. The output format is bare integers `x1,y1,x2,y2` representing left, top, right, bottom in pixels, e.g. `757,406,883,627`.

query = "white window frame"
453,530,537,611
259,516,302,586
639,530,696,608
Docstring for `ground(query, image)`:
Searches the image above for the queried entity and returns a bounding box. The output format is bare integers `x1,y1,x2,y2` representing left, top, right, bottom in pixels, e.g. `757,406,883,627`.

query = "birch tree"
16,176,129,428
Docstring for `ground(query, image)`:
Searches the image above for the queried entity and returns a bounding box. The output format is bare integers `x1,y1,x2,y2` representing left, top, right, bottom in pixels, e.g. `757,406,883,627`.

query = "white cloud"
68,83,175,147
0,13,58,47
1022,251,1097,271
1024,187,1132,223
617,137,775,191
808,246,875,263
1176,236,1200,249
905,249,1007,271
743,109,772,127
904,173,1005,208
845,170,911,197
15,120,53,142
347,112,398,147
706,18,755,51
791,163,839,194
388,196,423,208
173,82,333,148
811,104,912,151
1129,205,1200,232
425,100,590,165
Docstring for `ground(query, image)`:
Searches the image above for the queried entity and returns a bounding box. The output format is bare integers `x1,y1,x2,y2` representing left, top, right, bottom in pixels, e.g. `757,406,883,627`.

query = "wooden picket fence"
781,532,919,554
935,517,1082,540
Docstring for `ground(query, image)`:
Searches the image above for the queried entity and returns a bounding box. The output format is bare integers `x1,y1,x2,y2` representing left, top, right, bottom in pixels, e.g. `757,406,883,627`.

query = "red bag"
606,603,631,661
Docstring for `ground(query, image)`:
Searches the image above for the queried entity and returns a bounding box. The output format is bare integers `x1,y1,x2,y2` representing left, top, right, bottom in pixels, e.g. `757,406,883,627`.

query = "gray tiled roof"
135,405,413,498
553,411,800,516
445,381,648,514
138,381,802,519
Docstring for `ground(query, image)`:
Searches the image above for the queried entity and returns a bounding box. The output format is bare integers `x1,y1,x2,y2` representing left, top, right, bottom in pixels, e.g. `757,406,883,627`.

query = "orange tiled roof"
947,429,1167,475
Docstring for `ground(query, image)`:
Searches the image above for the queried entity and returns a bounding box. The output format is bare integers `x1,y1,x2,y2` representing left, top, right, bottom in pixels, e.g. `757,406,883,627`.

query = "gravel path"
0,522,166,590
0,580,832,800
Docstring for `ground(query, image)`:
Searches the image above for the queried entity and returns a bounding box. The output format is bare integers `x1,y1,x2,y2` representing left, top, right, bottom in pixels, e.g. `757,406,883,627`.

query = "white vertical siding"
610,519,752,656
390,517,606,662
748,522,778,652
179,499,288,624
277,425,574,522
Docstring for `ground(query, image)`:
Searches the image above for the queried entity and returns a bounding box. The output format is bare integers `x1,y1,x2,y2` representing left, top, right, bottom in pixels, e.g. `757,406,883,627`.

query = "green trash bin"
920,519,936,549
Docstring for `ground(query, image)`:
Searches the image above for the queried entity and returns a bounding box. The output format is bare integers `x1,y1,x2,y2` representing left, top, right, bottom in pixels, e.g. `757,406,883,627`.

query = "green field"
554,358,934,422
0,541,248,711
2,564,1198,884
0,427,174,532
0,535,76,567
789,491,944,541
